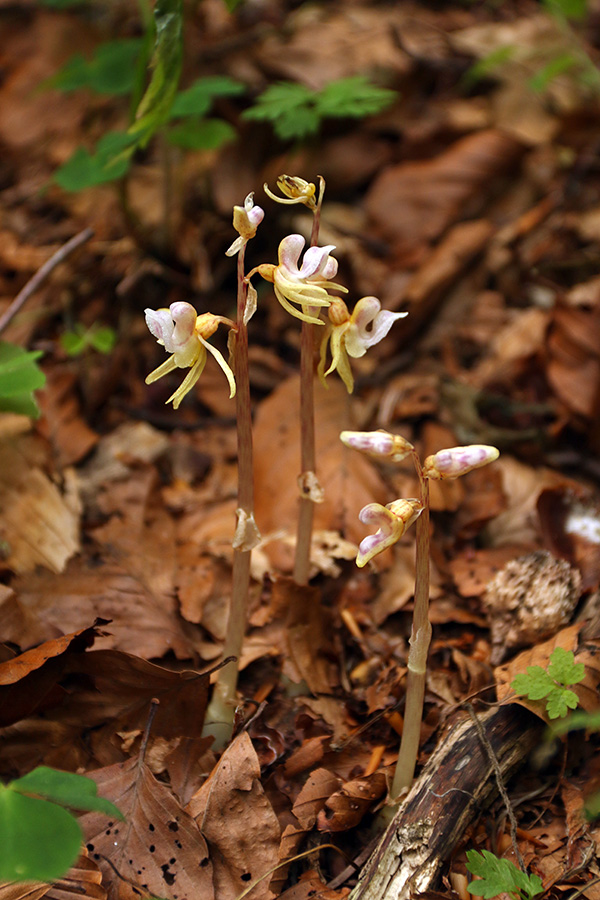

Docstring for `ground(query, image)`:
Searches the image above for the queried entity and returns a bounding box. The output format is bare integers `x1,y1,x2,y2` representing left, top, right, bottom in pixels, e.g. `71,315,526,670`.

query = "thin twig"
466,702,526,872
0,227,94,335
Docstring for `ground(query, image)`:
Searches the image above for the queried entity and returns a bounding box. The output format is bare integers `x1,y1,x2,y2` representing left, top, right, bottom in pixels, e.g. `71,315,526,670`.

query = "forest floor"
1,1,600,899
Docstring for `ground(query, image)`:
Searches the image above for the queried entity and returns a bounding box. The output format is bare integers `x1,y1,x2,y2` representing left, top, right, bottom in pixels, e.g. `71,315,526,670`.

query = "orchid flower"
247,234,347,325
145,301,236,409
264,175,320,210
356,499,423,567
318,296,407,393
225,193,264,257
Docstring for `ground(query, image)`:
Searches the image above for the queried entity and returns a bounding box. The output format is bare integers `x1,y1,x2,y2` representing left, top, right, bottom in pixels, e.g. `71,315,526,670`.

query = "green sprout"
511,647,584,719
466,849,543,900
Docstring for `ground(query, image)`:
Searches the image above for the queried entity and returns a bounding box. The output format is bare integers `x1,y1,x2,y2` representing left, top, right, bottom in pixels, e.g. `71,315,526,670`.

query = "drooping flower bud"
422,445,499,480
356,498,423,567
226,193,264,256
340,430,414,463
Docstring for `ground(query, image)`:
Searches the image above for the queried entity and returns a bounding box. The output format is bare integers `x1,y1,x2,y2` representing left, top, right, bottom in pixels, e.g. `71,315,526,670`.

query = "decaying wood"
349,704,543,900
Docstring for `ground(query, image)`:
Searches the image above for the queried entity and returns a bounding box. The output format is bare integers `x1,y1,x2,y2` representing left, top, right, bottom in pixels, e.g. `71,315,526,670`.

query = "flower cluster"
343,432,499,566
144,176,406,406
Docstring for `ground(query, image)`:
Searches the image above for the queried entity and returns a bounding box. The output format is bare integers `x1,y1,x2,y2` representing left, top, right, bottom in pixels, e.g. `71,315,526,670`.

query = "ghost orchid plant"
341,430,499,800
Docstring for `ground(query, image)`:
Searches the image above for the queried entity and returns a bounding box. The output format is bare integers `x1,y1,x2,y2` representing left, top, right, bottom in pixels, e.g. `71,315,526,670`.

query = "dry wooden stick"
347,704,543,900
0,227,94,335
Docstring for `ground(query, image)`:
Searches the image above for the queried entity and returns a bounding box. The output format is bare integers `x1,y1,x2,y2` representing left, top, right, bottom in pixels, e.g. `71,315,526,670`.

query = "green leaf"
243,82,319,140
167,117,236,149
60,329,87,356
0,786,82,881
37,0,88,7
462,45,516,89
170,75,245,119
222,0,244,10
0,341,45,419
542,0,588,20
89,325,117,354
11,767,123,819
511,666,555,701
546,686,579,719
547,647,585,686
315,75,396,119
528,54,578,93
552,708,600,735
48,39,143,96
54,130,137,191
129,0,184,147
466,849,543,899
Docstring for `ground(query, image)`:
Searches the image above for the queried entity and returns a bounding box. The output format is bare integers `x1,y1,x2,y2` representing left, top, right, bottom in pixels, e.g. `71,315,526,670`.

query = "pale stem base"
391,472,431,798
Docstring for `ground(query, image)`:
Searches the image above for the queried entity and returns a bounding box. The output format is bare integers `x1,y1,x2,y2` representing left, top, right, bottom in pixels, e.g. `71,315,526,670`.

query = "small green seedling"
511,647,584,719
466,849,544,900
0,766,123,882
60,322,117,357
242,76,397,141
0,340,45,418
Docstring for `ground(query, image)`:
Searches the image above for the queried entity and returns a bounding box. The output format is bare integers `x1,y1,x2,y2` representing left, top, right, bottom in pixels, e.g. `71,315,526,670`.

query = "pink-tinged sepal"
356,498,423,567
423,444,500,480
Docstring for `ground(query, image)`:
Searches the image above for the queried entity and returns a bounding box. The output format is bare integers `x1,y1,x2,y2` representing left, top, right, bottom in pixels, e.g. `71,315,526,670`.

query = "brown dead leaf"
449,546,526,597
13,469,193,659
391,219,495,337
0,884,48,900
0,435,80,574
80,755,213,900
58,650,212,765
291,768,343,831
0,621,105,727
187,732,280,900
546,299,600,419
317,771,387,832
364,131,520,251
279,870,350,900
253,376,387,573
46,852,106,900
37,370,99,468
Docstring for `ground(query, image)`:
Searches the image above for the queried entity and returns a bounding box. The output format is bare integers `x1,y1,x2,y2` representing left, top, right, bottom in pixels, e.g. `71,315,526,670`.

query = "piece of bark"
348,705,543,900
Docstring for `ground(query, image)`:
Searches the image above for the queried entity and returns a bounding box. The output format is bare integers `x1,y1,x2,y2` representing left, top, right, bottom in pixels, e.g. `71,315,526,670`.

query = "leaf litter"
1,0,600,898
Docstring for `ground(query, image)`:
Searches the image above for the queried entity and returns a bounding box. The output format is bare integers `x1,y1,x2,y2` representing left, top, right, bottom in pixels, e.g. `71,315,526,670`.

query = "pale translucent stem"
391,460,431,799
293,198,323,586
203,247,254,749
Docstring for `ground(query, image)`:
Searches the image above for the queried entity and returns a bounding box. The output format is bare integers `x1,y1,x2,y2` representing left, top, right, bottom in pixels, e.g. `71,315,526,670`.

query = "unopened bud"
341,430,414,463
423,444,499,480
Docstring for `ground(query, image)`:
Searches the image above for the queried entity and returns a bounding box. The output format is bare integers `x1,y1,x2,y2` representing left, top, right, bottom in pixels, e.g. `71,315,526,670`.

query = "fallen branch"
348,704,543,900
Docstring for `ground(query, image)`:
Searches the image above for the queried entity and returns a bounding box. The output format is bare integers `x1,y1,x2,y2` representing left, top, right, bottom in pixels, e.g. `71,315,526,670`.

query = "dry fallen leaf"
81,755,214,900
187,732,281,900
0,435,80,575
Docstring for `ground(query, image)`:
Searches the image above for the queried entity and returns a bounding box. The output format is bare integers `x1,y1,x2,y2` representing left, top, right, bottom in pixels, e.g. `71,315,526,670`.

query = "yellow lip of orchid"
318,296,408,393
145,302,236,409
